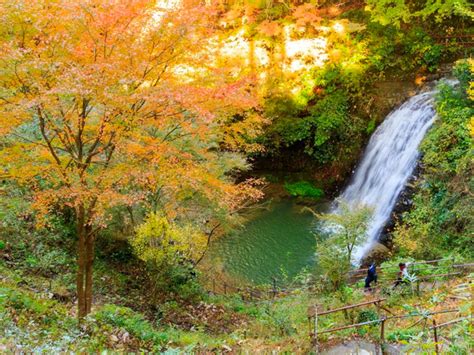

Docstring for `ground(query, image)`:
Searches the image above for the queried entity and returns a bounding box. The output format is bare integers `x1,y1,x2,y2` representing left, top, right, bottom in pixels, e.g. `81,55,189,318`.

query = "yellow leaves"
328,48,342,62
469,82,474,102
224,9,242,23
232,177,264,209
220,111,267,153
467,59,474,100
1,142,48,182
132,212,207,264
242,4,258,25
393,224,423,257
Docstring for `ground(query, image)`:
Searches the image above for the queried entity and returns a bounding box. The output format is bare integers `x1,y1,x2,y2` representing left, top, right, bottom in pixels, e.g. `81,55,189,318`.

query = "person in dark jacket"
364,263,377,290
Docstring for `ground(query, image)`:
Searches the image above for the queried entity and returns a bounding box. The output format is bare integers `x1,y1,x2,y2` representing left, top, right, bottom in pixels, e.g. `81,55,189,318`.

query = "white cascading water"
336,90,438,261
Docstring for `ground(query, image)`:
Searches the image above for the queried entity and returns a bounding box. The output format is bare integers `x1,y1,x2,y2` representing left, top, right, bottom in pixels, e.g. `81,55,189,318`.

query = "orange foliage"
259,20,282,37
292,3,323,28
0,0,261,223
0,0,263,317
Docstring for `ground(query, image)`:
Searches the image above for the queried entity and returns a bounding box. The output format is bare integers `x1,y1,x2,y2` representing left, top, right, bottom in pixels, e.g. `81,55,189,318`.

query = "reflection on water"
207,199,329,284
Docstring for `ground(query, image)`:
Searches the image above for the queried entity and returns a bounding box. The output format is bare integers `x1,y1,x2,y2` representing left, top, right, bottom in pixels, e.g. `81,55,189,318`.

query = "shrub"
393,60,473,259
313,202,373,290
387,328,419,342
284,181,323,198
357,309,379,324
261,64,366,166
130,213,206,302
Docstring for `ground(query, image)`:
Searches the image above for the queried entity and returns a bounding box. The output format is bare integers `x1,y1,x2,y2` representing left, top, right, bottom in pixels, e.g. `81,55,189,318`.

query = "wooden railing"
432,34,474,47
206,259,473,300
308,301,470,354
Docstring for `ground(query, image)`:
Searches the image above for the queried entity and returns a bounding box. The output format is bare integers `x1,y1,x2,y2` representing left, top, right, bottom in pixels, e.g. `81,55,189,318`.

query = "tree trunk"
76,206,87,320
85,228,95,315
249,39,255,75
76,205,96,320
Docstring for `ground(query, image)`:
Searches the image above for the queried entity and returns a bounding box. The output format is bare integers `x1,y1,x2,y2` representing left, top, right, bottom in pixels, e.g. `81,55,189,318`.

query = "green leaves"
94,304,168,347
366,0,473,27
131,212,207,266
309,91,348,148
393,60,474,258
365,0,411,28
312,201,373,290
284,181,323,198
263,65,354,164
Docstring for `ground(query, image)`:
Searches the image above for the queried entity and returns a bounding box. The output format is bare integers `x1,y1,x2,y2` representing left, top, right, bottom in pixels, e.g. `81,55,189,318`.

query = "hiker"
364,262,377,290
393,262,409,287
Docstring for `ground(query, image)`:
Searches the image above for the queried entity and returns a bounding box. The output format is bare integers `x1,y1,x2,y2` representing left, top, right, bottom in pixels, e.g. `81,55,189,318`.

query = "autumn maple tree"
0,0,262,319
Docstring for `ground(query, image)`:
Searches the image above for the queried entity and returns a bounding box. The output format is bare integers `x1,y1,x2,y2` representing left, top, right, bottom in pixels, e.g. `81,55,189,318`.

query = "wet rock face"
371,81,419,122
361,242,391,266
371,64,452,121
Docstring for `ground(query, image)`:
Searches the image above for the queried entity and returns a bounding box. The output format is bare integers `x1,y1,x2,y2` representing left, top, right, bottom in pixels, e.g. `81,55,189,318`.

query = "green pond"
208,199,329,285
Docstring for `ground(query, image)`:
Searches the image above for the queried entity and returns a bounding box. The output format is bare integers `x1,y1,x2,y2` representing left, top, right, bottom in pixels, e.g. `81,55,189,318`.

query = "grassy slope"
1,260,472,353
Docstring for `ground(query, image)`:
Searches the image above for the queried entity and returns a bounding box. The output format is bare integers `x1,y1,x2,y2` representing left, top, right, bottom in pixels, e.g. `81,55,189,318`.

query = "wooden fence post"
223,282,227,295
380,317,386,353
314,305,319,354
432,319,440,355
272,277,277,298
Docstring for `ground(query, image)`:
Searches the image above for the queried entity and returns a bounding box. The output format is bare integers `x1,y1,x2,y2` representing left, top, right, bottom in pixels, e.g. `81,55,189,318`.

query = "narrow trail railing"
307,301,471,355
308,298,386,353
205,260,472,352
205,259,473,301
433,34,474,47
348,257,461,275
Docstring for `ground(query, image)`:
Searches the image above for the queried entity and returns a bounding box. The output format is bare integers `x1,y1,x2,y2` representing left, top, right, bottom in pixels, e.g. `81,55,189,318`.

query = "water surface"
208,199,327,284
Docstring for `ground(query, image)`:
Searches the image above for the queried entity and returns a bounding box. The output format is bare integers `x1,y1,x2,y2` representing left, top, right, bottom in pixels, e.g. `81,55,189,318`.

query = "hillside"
0,0,472,353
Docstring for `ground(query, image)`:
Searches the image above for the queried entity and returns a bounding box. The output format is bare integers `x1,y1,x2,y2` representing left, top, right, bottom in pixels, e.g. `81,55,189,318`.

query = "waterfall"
337,90,438,261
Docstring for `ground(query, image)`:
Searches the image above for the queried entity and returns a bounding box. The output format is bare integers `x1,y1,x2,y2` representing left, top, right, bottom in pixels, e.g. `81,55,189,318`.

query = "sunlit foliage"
366,0,474,27
0,0,263,317
132,213,207,265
